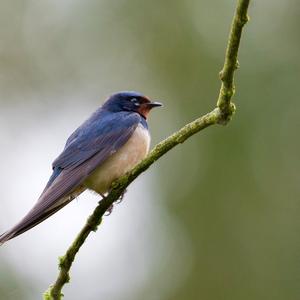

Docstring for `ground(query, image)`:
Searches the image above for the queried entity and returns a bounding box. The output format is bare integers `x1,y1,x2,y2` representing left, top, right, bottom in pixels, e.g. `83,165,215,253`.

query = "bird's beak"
146,101,163,108
139,100,163,119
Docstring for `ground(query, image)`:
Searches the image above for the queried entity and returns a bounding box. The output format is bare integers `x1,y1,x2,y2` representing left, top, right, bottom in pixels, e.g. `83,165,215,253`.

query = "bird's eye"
130,98,140,106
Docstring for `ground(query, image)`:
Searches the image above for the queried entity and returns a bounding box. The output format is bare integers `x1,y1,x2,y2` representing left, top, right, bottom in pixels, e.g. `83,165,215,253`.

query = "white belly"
84,124,150,194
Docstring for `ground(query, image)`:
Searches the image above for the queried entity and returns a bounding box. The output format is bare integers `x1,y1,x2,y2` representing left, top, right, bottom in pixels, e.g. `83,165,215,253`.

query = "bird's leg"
99,192,106,199
100,192,115,216
103,189,128,216
116,188,127,204
105,204,114,216
97,193,113,215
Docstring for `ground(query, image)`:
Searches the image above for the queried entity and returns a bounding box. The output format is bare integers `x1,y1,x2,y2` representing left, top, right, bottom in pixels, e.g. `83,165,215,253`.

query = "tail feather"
0,186,85,245
0,201,68,244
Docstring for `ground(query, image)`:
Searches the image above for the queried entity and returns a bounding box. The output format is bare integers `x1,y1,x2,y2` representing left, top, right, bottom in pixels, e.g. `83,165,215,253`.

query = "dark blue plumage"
53,110,141,169
0,91,162,244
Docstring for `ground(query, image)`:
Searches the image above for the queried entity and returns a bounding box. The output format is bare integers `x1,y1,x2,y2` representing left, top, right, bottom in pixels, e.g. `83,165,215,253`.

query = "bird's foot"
99,193,113,215
103,189,127,216
100,193,106,199
116,189,127,204
105,204,114,216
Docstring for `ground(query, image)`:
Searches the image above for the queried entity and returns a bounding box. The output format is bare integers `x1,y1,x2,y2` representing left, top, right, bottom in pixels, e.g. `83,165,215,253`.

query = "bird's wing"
0,111,141,244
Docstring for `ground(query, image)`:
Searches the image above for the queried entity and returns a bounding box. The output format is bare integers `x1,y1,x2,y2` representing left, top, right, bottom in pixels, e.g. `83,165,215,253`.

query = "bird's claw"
103,189,127,216
105,204,114,216
116,189,127,204
100,193,106,200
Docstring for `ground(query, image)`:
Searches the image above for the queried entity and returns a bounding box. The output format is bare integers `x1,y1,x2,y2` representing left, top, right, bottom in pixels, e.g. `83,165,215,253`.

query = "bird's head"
102,91,162,119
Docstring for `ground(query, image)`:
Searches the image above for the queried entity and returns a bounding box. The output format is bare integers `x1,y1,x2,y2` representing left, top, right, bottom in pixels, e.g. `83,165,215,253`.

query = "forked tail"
0,186,85,245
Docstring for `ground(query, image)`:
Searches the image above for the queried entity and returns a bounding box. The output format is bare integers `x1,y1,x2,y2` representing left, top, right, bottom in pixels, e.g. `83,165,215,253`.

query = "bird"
0,91,162,244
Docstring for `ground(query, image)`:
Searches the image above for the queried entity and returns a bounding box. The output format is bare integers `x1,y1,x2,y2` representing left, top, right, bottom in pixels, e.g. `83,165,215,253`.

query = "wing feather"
0,111,141,244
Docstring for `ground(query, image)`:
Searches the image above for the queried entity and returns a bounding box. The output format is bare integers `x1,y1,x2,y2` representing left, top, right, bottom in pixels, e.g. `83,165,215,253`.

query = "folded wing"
0,111,141,244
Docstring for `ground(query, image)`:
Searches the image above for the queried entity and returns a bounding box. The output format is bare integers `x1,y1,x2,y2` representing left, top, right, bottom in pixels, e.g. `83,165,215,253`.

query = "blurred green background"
0,0,299,299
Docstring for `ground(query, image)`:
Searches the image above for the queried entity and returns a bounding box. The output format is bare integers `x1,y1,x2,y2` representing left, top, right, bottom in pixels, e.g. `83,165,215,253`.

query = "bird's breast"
84,124,150,194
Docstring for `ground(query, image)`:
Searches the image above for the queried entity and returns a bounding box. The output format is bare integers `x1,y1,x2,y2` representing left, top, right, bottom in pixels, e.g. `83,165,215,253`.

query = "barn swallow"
0,91,162,244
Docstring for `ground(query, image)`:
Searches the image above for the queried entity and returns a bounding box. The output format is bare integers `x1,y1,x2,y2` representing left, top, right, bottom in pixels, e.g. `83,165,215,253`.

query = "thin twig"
217,0,250,116
44,1,250,299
